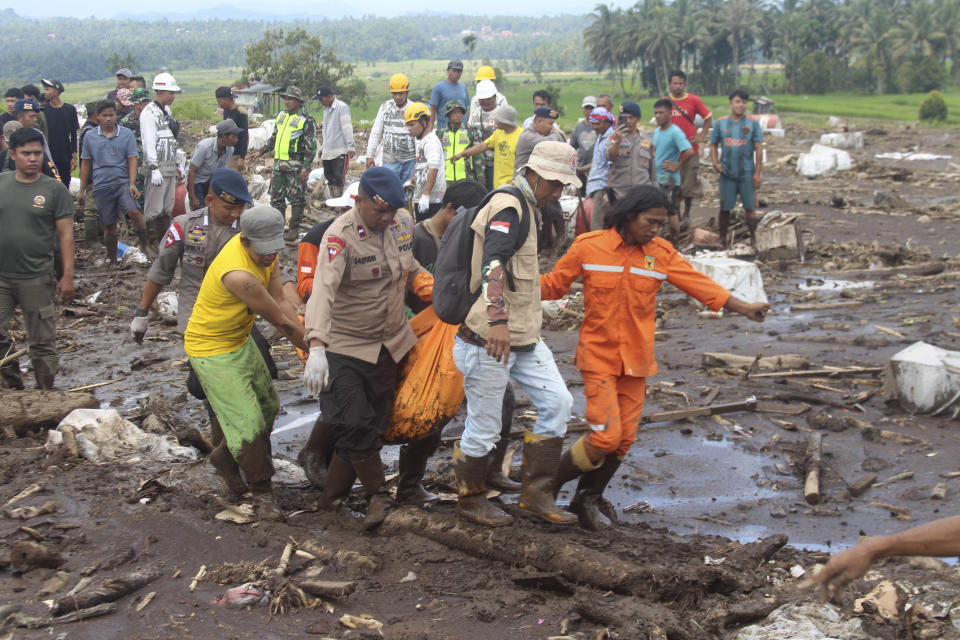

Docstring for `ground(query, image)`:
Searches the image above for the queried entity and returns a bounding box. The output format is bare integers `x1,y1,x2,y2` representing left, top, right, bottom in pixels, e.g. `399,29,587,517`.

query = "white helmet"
475,80,497,100
152,72,181,92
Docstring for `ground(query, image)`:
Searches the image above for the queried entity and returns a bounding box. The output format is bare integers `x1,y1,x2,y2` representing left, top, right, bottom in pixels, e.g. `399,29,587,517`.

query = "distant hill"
0,10,585,85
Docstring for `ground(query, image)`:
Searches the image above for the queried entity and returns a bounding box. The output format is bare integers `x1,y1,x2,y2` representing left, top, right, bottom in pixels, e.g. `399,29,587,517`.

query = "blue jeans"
453,337,573,458
383,159,415,184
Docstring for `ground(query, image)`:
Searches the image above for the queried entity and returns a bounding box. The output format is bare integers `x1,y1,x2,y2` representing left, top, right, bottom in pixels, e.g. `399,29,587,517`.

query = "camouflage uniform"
262,105,318,212
120,109,146,210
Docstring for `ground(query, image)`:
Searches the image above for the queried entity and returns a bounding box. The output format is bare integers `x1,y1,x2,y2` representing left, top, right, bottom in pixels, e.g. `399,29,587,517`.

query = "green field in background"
60,62,960,134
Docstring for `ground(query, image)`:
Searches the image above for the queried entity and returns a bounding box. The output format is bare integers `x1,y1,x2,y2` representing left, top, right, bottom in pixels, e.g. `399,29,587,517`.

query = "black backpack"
432,186,530,325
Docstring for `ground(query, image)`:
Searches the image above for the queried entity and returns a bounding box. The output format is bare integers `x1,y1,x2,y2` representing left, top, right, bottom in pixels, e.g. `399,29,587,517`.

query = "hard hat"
403,102,429,123
475,80,497,100
389,73,409,93
475,65,496,82
152,72,181,92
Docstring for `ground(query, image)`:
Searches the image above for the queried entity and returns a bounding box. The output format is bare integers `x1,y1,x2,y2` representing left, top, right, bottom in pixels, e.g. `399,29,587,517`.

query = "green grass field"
61,62,960,133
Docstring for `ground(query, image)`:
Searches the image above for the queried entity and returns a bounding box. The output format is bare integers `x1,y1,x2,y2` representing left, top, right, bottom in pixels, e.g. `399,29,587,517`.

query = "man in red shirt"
664,71,712,229
541,185,768,529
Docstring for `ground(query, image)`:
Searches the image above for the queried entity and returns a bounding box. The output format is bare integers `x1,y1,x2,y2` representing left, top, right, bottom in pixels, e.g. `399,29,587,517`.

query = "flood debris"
886,341,960,415
0,390,98,436
51,567,161,615
214,582,271,608
45,408,198,463
804,432,822,505
10,540,64,572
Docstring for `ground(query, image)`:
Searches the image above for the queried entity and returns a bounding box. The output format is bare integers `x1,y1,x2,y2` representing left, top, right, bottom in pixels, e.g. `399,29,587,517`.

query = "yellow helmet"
403,102,429,123
389,73,409,93
475,65,496,82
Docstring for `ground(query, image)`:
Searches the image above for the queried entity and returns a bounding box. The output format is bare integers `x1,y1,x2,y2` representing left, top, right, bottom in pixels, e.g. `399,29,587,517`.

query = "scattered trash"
790,565,806,578
399,571,417,583
688,255,769,306
247,174,269,202
84,291,102,304
734,601,865,639
118,243,149,265
45,409,198,464
215,503,256,525
755,211,805,261
819,132,863,150
11,541,64,572
214,582,271,608
875,151,952,161
305,167,326,192
155,291,178,323
623,501,654,513
873,190,911,210
246,119,275,152
853,580,905,623
886,342,960,415
797,144,852,177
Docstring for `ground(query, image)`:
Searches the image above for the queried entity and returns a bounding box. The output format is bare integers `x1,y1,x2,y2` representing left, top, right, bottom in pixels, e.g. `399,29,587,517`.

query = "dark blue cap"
534,106,559,120
360,167,405,210
210,168,252,205
620,101,641,118
13,99,40,112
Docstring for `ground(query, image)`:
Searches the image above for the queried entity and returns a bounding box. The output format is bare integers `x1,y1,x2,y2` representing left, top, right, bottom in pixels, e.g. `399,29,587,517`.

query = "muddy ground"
3,119,960,639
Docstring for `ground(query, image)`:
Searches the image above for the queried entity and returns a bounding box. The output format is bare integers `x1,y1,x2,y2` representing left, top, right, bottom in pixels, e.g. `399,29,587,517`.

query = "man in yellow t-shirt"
452,104,521,188
185,205,307,521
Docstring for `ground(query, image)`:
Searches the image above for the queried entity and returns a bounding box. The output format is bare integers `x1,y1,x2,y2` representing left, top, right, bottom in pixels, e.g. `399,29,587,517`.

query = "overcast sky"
9,1,624,19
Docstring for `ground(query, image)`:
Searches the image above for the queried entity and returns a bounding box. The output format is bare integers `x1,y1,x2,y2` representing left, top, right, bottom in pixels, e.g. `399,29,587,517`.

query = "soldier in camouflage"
249,86,318,242
119,88,152,210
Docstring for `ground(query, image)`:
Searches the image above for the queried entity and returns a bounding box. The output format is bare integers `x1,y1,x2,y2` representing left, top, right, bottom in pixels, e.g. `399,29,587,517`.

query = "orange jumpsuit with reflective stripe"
540,229,730,455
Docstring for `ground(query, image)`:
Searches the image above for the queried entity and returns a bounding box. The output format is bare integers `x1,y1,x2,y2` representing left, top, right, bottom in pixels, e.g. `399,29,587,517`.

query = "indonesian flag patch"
163,222,183,248
490,220,511,234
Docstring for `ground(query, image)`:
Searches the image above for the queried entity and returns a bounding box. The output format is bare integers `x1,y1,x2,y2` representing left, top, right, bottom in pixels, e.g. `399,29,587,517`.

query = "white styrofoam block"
889,341,960,414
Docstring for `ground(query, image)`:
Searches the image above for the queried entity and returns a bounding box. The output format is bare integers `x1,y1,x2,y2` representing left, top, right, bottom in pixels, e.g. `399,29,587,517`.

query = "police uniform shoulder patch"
327,245,342,262
163,222,184,248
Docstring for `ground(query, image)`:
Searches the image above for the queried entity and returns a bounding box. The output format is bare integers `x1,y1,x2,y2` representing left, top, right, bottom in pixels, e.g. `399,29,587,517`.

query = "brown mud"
3,119,960,639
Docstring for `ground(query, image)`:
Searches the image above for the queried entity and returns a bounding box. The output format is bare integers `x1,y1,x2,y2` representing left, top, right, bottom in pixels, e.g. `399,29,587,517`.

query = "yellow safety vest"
274,110,306,161
441,127,470,182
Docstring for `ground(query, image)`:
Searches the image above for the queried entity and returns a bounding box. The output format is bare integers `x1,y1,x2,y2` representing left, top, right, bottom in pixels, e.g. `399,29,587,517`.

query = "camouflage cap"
281,86,305,102
130,88,151,103
444,99,465,116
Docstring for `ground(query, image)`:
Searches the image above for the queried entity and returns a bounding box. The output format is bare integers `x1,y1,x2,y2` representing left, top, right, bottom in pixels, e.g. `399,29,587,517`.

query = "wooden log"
749,366,883,379
848,474,877,498
792,301,863,311
0,348,28,368
381,509,742,606
815,261,944,280
0,390,98,436
51,568,161,615
804,432,823,505
12,602,116,629
10,541,64,572
296,580,357,599
701,352,811,372
641,398,758,424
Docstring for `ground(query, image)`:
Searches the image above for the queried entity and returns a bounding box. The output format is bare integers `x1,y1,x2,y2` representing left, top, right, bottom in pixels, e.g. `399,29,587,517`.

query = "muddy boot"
327,184,343,199
319,454,356,510
396,432,440,506
745,212,760,245
553,434,603,499
104,232,119,264
569,454,623,531
249,486,284,522
83,210,100,243
135,226,151,254
487,385,522,492
284,206,304,242
32,359,55,390
297,416,337,490
0,350,24,390
517,433,577,525
718,210,731,248
454,442,512,527
236,433,275,511
207,407,248,502
349,449,393,531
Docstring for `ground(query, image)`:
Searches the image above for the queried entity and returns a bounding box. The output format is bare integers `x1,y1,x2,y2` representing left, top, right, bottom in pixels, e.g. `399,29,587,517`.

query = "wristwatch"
133,307,149,318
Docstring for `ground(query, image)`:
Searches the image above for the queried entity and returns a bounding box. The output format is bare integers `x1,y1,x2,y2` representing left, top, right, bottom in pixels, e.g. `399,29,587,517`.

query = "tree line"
585,0,960,97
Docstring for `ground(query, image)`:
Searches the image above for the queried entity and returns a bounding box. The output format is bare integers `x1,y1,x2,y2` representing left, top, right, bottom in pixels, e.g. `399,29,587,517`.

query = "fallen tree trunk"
701,352,811,371
51,567,161,615
1,390,98,436
382,509,745,606
816,261,944,280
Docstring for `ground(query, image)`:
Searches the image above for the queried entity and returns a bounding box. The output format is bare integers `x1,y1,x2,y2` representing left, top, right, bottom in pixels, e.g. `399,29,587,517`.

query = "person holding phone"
596,101,655,231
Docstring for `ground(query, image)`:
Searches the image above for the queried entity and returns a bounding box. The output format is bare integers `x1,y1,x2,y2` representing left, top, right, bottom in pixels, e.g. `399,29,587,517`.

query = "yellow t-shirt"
484,127,523,188
184,235,274,358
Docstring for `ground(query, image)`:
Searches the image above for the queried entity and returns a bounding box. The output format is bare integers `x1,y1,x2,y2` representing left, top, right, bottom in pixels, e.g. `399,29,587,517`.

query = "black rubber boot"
349,449,393,530
570,454,623,531
454,443,512,527
0,348,24,390
319,454,356,510
396,431,440,506
32,359,55,390
297,416,337,490
517,433,577,525
486,384,522,492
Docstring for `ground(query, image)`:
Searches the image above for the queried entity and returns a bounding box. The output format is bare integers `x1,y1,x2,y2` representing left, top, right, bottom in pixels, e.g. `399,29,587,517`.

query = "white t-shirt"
414,131,446,203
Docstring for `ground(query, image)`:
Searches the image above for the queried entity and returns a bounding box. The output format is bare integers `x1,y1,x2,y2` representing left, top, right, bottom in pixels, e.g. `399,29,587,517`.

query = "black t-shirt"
42,103,78,163
222,106,249,158
0,112,14,126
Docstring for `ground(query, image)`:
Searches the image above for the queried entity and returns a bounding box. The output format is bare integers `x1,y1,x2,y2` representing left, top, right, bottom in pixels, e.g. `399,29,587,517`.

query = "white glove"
130,315,149,344
303,346,329,396
150,169,163,186
417,195,431,214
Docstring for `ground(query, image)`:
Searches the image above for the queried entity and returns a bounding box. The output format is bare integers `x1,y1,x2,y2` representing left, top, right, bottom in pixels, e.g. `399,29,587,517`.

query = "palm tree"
934,0,960,79
584,4,629,94
636,3,682,94
891,1,944,61
718,0,761,86
846,1,896,94
462,34,477,56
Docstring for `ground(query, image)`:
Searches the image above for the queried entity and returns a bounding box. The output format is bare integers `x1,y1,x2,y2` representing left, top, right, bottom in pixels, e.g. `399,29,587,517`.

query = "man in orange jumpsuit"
540,184,769,529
